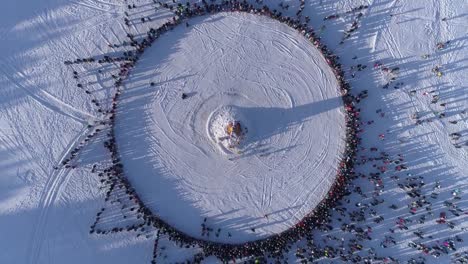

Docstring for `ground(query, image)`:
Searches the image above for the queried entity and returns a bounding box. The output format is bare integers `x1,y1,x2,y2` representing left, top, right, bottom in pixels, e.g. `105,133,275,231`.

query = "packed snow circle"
69,1,361,261
115,12,346,243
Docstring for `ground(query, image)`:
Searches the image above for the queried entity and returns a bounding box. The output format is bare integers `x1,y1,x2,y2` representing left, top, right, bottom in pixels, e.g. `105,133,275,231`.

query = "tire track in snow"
146,131,213,193
27,126,91,264
163,98,209,158
290,130,332,220
1,109,52,176
192,22,245,66
374,0,403,59
370,31,379,53
289,133,330,190
260,174,266,208
88,0,122,7
153,97,207,159
72,0,118,13
0,65,96,124
267,174,274,207
245,185,262,214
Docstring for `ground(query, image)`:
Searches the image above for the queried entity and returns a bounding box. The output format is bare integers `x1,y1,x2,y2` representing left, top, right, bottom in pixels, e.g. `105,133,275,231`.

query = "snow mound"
207,105,248,154
115,12,345,243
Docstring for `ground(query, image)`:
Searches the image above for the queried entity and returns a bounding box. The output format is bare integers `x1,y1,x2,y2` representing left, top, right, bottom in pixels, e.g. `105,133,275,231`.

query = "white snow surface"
115,12,344,242
0,0,467,263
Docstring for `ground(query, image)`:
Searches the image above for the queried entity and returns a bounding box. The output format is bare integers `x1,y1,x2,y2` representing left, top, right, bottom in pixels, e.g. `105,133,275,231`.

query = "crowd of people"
59,0,466,263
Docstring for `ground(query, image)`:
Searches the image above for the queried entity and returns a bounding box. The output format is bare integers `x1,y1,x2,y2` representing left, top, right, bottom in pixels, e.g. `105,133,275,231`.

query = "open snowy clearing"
0,0,467,263
115,12,344,242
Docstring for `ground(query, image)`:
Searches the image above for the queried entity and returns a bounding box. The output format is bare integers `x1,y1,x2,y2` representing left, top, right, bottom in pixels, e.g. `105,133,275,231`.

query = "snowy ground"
115,12,344,243
0,0,467,263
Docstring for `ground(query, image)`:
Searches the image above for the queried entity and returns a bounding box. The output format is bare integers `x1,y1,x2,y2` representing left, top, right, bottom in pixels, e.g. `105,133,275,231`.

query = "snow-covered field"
0,0,467,263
